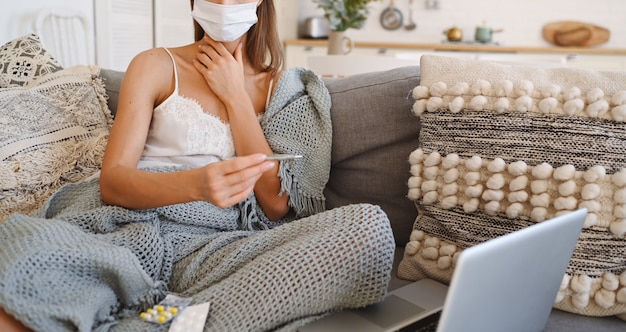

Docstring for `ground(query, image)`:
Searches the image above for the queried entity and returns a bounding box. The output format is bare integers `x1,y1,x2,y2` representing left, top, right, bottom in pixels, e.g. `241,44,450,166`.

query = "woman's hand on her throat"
193,37,247,104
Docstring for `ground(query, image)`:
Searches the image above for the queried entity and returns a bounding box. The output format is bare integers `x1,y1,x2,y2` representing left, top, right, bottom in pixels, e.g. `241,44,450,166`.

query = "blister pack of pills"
168,302,211,332
140,294,193,325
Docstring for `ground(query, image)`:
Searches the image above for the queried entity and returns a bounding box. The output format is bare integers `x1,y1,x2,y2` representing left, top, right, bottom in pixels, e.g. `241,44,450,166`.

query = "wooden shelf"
285,39,626,56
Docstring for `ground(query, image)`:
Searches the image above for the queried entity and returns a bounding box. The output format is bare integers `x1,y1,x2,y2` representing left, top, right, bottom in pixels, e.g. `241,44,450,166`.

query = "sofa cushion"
398,54,626,318
323,66,421,246
99,68,125,117
0,65,113,222
0,34,63,88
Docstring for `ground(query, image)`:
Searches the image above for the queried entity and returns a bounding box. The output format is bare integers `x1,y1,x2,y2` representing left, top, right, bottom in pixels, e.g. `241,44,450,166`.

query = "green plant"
313,0,381,32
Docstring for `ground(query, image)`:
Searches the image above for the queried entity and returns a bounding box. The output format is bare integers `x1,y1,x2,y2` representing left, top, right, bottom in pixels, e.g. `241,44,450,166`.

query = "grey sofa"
99,66,625,331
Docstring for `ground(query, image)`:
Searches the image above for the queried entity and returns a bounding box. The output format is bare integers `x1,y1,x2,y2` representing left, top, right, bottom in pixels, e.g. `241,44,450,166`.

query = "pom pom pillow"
398,54,626,319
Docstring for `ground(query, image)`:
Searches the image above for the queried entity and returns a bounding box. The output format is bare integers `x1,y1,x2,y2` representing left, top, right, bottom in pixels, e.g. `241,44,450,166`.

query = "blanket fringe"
278,162,325,217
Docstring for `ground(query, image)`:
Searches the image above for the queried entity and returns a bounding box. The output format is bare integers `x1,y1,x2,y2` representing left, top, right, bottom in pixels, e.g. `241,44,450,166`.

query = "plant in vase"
313,0,380,54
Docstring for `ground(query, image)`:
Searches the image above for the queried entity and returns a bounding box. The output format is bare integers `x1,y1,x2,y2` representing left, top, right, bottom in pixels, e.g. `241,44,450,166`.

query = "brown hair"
190,0,283,76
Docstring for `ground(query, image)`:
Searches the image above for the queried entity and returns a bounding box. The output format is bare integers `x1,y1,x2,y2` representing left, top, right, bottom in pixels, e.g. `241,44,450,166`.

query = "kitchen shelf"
284,39,626,56
284,39,626,72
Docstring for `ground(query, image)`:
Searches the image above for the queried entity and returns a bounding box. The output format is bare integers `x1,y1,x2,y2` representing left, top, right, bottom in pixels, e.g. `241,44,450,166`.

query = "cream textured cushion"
0,65,112,222
0,34,63,88
398,54,626,319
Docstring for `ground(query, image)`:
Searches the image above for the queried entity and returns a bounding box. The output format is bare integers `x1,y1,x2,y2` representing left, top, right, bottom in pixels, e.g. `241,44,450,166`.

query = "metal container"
444,26,463,42
301,16,329,39
475,25,503,43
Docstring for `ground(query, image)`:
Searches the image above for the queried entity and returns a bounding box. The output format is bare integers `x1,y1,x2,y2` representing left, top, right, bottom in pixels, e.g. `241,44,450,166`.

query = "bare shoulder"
121,48,177,103
125,48,173,80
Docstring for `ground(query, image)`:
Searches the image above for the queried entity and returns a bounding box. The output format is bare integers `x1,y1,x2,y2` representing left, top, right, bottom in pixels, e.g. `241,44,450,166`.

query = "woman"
0,1,395,331
100,0,288,219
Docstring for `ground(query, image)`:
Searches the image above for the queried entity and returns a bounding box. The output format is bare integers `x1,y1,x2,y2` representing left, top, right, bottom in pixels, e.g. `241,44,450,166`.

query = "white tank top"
138,48,270,169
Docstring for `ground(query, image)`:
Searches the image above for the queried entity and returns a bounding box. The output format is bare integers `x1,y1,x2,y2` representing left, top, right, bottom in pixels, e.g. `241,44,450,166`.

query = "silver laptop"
299,208,587,332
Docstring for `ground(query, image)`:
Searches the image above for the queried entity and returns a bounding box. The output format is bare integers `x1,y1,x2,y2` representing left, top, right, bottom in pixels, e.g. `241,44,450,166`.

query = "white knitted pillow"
398,54,626,319
0,65,112,222
0,34,63,88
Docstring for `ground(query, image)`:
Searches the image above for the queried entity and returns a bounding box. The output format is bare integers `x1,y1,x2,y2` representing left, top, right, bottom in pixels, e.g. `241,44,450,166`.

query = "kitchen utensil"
475,23,503,43
404,0,416,31
543,21,610,47
302,16,329,39
444,26,462,42
380,0,403,31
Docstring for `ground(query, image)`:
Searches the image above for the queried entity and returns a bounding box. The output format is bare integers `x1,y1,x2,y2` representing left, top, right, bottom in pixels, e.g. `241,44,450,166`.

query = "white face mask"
191,1,259,42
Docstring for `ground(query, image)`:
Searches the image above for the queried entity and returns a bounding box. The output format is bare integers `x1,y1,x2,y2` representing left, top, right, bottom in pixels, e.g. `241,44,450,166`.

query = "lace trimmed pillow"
0,34,63,88
398,54,626,319
0,65,113,222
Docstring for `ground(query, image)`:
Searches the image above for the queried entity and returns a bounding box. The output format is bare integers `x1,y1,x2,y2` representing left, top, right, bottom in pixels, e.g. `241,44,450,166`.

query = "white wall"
154,0,194,48
0,0,95,64
0,0,94,45
296,0,626,49
276,0,300,43
95,0,155,71
0,0,196,71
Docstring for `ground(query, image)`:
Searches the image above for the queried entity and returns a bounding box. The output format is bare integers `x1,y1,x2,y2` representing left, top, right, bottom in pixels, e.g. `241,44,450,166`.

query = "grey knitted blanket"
0,68,396,331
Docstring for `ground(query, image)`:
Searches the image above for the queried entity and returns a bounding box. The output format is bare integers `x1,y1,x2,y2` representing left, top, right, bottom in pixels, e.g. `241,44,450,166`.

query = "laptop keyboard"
400,310,441,332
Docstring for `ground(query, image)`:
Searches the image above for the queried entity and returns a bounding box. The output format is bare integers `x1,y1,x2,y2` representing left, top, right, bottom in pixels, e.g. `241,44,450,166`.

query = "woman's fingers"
193,40,246,101
195,50,212,67
196,38,232,67
201,154,276,208
212,173,262,209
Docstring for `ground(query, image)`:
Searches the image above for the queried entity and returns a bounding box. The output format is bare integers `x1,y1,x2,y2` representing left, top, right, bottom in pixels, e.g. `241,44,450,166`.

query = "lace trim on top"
156,94,235,156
